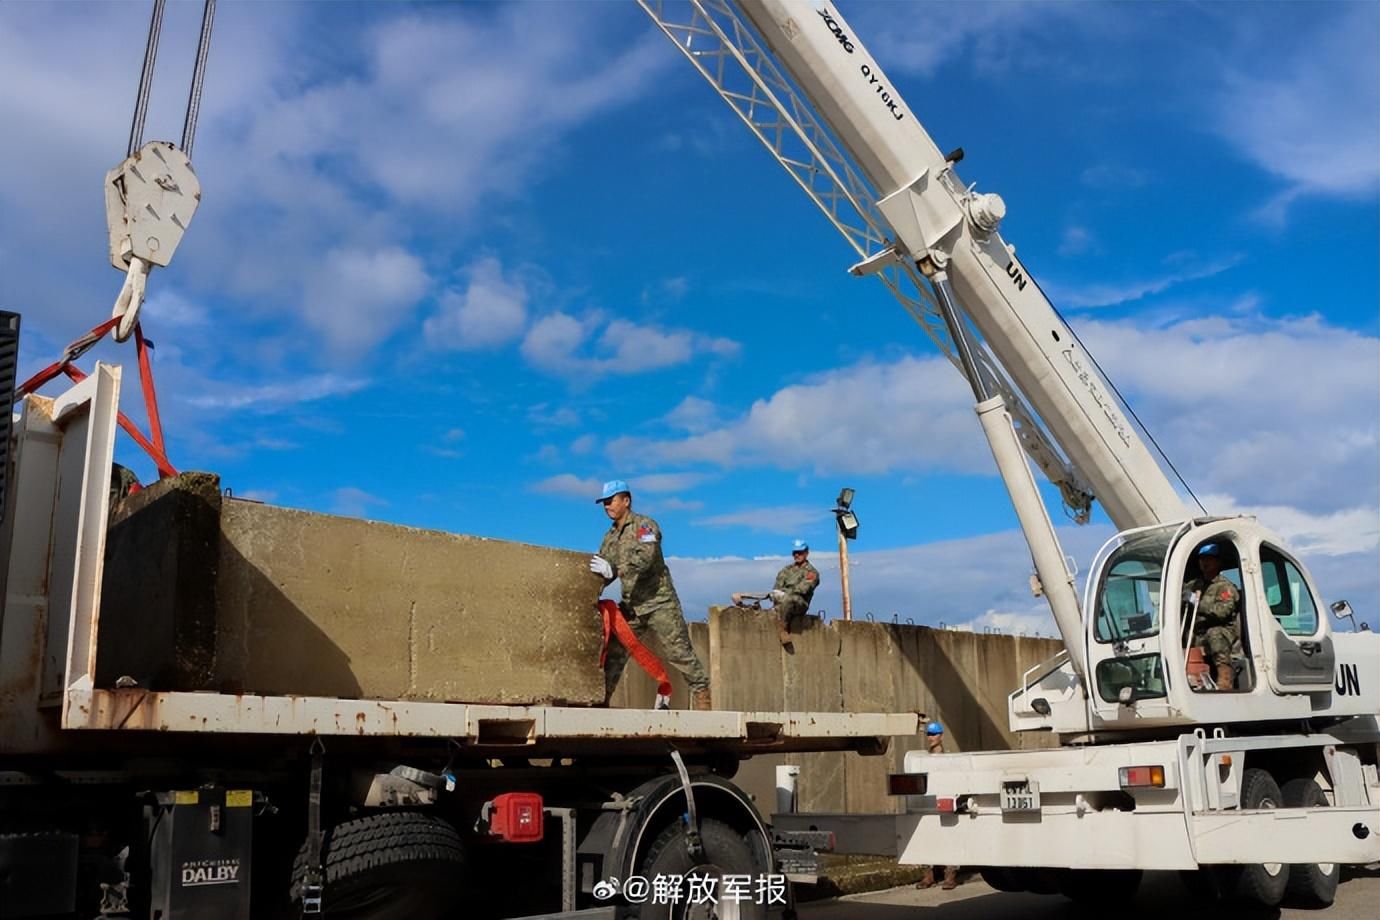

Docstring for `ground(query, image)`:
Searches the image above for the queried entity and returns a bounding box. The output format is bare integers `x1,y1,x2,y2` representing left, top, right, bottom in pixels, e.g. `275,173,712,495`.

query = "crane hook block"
104,141,201,272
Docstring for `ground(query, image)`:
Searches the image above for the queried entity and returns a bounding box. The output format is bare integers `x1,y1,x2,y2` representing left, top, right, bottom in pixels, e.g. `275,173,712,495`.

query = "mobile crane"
640,0,1380,909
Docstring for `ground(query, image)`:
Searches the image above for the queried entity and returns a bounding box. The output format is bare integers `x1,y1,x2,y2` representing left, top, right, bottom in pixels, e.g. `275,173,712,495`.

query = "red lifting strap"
598,599,673,701
15,318,177,479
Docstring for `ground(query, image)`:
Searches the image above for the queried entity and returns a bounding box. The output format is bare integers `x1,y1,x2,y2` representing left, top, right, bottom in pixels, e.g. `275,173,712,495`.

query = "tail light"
1118,765,1165,788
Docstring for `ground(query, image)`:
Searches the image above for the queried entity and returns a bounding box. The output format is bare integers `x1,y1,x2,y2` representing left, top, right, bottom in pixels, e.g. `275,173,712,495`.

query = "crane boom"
646,0,1190,532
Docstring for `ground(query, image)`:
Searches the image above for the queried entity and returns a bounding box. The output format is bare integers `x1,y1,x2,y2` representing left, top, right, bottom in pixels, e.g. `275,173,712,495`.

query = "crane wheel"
1281,777,1338,907
1215,768,1288,907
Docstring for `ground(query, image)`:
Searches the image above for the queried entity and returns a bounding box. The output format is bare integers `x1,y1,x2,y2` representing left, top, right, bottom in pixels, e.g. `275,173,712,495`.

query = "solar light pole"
834,488,858,621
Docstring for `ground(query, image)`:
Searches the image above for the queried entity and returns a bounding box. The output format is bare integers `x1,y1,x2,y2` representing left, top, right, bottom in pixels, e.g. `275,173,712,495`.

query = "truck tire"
1217,768,1288,908
1280,777,1338,907
977,867,1024,892
1058,868,1142,903
291,811,467,919
636,817,768,920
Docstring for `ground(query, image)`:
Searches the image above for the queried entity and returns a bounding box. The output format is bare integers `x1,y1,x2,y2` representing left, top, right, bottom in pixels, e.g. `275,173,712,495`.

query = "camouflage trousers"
773,599,807,627
605,603,710,696
1195,623,1239,667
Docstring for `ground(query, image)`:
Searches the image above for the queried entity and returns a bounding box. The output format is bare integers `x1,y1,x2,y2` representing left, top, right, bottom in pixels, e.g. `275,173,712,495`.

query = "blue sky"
5,1,1378,634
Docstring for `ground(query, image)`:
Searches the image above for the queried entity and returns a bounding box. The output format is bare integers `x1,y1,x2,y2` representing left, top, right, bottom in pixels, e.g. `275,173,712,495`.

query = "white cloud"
532,473,600,499
237,489,279,504
609,355,985,476
1209,5,1380,218
0,2,669,358
1196,493,1379,558
665,396,720,433
532,471,706,500
331,486,387,518
521,312,597,375
142,290,208,328
861,2,1072,80
1080,163,1151,190
521,314,740,379
657,497,705,512
946,607,1059,639
600,311,1376,541
641,276,690,305
302,246,430,355
528,404,582,428
693,506,826,536
424,256,528,350
633,472,709,493
1045,255,1243,309
186,373,369,412
1057,226,1095,258
1079,313,1380,511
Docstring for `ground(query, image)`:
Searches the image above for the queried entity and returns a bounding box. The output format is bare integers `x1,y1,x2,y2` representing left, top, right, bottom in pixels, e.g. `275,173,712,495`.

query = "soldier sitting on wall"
732,539,820,646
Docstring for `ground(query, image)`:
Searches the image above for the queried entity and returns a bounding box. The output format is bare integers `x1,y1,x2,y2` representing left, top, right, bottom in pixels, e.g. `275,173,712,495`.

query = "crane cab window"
1094,529,1173,643
1260,545,1319,636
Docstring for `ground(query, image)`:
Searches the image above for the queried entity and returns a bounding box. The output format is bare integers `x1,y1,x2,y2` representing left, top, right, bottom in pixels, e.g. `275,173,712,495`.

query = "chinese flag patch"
637,524,657,544
806,572,817,581
1219,590,1233,601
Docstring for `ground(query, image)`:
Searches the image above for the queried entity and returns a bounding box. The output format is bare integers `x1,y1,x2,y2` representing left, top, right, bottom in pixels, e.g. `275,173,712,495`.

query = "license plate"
1001,779,1040,813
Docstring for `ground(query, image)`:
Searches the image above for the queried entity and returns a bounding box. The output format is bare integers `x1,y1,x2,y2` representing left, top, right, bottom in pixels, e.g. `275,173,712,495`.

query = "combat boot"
1215,663,1234,691
916,867,936,889
941,865,958,890
778,623,793,646
692,688,713,711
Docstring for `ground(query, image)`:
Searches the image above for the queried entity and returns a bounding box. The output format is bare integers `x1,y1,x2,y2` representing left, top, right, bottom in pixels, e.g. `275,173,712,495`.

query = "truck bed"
67,686,914,756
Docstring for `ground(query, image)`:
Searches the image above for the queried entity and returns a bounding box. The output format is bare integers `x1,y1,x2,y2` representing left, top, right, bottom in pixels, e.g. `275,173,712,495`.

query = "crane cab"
1011,517,1379,738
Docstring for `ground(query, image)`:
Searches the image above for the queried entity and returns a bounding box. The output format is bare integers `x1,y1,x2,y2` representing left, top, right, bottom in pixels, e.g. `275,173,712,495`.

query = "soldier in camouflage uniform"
589,480,712,711
769,539,820,645
1184,543,1240,691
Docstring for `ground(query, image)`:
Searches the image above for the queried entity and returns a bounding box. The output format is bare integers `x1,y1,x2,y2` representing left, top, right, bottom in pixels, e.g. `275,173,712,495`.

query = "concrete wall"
612,605,1064,814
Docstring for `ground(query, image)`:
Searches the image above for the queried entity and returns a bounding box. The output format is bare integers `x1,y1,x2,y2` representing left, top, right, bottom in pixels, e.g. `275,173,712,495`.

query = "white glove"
770,589,786,602
1183,588,1200,606
589,555,614,580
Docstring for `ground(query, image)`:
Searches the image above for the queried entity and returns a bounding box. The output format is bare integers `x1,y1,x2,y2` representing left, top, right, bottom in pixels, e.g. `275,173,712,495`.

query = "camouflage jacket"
1186,574,1240,630
773,560,820,609
599,510,681,615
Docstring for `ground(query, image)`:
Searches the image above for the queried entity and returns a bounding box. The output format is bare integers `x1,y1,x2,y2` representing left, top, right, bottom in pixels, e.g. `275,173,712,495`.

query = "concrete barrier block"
215,499,606,704
97,475,606,705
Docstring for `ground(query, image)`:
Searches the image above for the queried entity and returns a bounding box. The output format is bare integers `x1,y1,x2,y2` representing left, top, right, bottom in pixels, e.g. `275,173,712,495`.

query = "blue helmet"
596,479,630,503
791,539,809,553
925,721,944,736
1197,543,1221,557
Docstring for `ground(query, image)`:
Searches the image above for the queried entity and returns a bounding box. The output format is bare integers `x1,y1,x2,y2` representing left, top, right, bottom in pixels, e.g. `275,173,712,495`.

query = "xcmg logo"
817,8,855,53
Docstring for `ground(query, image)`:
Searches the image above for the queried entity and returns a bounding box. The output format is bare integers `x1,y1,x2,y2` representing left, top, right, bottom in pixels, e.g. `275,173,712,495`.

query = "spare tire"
291,811,467,920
